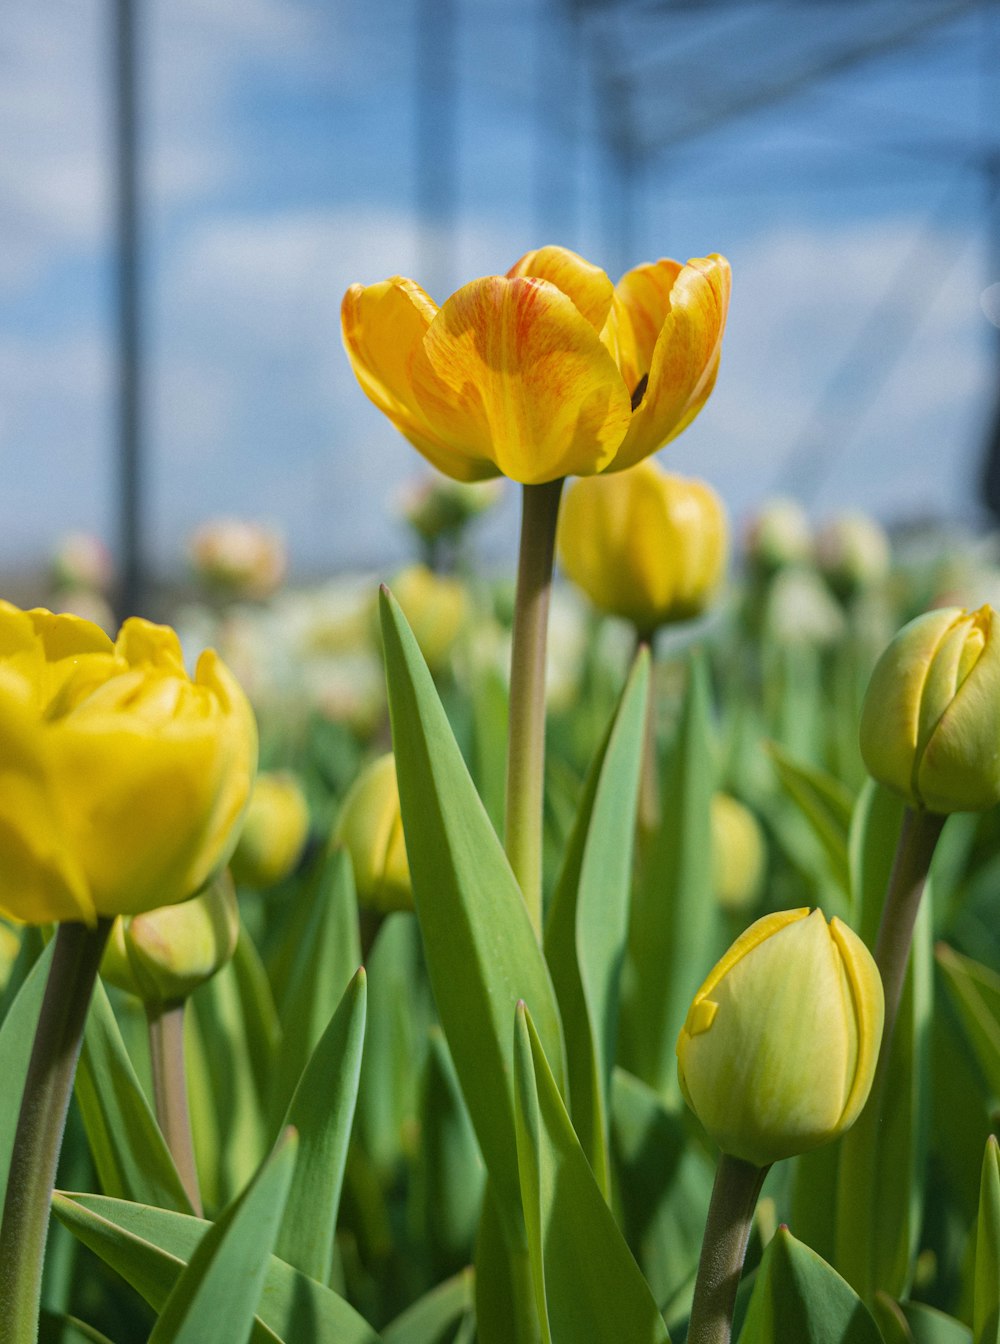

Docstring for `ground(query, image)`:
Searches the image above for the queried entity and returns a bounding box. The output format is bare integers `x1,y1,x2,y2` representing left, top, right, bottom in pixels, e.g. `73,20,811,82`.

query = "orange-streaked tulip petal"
341,279,498,483
611,255,731,471
507,245,615,334
415,275,632,484
608,258,684,396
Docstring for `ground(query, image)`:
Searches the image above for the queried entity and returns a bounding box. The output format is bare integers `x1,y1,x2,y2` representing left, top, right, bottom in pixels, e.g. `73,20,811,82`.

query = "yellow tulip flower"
0,602,257,926
335,752,412,913
342,245,730,485
860,604,1000,813
676,908,884,1168
229,770,310,890
557,458,728,631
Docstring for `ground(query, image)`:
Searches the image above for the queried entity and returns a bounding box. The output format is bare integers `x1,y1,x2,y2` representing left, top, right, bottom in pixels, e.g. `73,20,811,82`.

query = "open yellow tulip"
0,602,257,926
342,244,730,484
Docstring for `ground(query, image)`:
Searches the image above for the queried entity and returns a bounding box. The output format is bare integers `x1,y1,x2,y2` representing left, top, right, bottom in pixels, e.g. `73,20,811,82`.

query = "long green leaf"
765,740,853,897
936,946,1000,1101
52,1190,382,1343
897,1303,972,1343
274,967,366,1282
38,1313,120,1344
544,649,648,1194
382,1269,475,1344
623,651,716,1098
0,940,54,1207
513,1003,670,1344
976,1135,1000,1344
75,978,193,1214
380,586,565,1242
737,1227,882,1344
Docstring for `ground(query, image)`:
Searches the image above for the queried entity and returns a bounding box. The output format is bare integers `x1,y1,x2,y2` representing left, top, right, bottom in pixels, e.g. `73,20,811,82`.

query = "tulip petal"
507,245,615,333
829,917,885,1132
610,255,731,471
415,275,632,484
341,278,499,483
0,602,114,710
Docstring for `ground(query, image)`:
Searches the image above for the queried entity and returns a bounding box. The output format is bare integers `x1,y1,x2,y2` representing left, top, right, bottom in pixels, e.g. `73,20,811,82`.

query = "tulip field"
3,248,1000,1344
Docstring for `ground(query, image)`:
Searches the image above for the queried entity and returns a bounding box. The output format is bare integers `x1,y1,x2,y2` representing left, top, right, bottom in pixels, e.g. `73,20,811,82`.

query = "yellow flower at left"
0,601,257,926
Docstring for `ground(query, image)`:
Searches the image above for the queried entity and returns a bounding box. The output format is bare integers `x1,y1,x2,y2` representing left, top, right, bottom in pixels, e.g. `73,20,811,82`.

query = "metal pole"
112,0,144,621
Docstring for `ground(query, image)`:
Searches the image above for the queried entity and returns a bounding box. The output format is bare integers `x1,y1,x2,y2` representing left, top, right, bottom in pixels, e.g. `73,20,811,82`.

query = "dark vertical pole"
415,0,458,300
113,0,144,620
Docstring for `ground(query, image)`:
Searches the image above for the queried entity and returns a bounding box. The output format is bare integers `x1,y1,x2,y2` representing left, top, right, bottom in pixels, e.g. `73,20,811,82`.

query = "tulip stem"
634,628,660,841
146,1000,202,1217
505,478,564,936
0,918,112,1344
687,1153,769,1344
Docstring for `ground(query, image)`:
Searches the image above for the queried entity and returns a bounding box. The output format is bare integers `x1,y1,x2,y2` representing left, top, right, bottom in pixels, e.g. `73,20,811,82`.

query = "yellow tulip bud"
229,771,310,889
387,565,468,671
711,793,766,913
557,460,728,633
676,908,883,1168
0,602,257,925
860,605,1000,813
101,873,240,1004
334,753,412,913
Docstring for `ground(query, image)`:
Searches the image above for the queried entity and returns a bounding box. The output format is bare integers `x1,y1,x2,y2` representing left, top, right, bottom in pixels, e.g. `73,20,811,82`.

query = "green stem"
146,1000,202,1217
504,478,564,936
634,627,660,843
687,1153,769,1344
0,918,112,1344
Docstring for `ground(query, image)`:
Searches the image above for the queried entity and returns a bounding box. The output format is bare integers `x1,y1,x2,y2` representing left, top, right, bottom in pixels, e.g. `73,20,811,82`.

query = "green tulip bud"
101,873,240,1005
860,605,1000,813
229,770,310,889
711,793,766,913
334,753,412,913
676,908,883,1168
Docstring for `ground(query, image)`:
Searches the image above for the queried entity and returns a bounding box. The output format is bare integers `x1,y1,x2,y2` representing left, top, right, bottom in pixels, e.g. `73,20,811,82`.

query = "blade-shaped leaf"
897,1302,972,1343
0,940,54,1207
737,1226,882,1344
936,945,1000,1101
74,978,194,1214
976,1135,1000,1344
274,967,366,1283
382,1269,475,1344
513,1003,670,1344
765,740,853,898
38,1313,120,1344
380,586,565,1241
52,1189,382,1344
544,649,649,1194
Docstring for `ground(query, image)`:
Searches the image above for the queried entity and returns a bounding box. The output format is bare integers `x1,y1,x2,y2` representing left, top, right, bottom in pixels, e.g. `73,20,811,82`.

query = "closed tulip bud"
0,603,257,925
335,753,412,913
398,475,504,545
101,873,240,1004
815,511,890,599
676,908,883,1168
557,460,728,633
229,771,310,889
860,605,1000,813
711,793,766,913
386,565,468,671
744,497,812,575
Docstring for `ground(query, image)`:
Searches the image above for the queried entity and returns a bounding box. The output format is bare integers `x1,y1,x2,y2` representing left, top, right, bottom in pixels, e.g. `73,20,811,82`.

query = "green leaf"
230,924,281,1113
38,1312,120,1344
147,1128,297,1343
544,649,649,1194
513,1003,670,1344
74,977,194,1214
382,1269,475,1344
52,1190,382,1343
274,967,366,1283
623,651,716,1098
975,1135,1000,1344
872,1293,915,1344
896,1302,972,1344
0,939,54,1207
936,945,1000,1101
765,740,854,897
737,1226,882,1344
380,587,565,1242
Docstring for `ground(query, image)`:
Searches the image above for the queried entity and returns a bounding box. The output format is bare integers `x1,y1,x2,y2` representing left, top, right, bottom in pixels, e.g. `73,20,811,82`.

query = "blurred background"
2,0,999,611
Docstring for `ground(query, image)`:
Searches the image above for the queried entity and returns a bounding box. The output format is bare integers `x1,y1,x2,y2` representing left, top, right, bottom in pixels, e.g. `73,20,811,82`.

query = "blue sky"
1,0,998,578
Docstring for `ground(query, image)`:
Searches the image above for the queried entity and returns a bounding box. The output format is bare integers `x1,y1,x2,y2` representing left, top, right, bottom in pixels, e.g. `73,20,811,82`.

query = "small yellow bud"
334,753,412,913
557,460,728,633
229,771,310,889
711,793,766,913
860,605,1000,813
101,873,240,1004
676,908,884,1168
386,565,468,672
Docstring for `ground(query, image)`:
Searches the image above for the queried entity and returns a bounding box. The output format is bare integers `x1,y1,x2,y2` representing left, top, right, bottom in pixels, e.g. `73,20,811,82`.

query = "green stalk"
0,918,112,1344
504,478,564,936
146,1000,202,1217
687,1153,769,1344
835,804,946,1298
